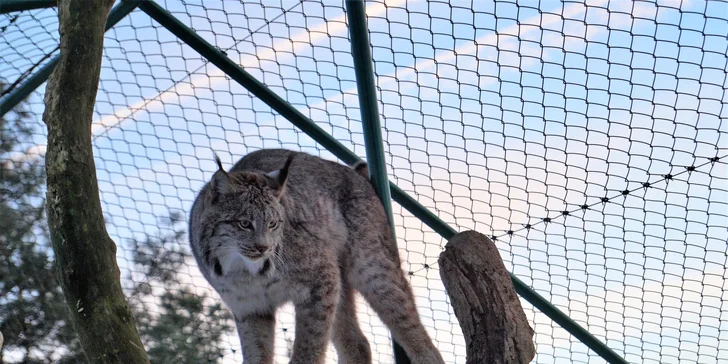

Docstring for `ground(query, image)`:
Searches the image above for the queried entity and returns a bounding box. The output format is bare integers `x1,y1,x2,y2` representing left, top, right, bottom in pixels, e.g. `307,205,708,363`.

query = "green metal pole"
136,2,629,363
344,0,394,217
0,0,55,14
0,0,139,117
344,1,409,362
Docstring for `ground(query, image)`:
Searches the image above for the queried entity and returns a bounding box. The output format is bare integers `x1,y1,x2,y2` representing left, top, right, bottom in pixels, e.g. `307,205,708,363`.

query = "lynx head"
199,153,294,276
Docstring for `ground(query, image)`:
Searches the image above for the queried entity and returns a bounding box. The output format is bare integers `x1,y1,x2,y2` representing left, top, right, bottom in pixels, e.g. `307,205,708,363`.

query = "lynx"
188,148,445,364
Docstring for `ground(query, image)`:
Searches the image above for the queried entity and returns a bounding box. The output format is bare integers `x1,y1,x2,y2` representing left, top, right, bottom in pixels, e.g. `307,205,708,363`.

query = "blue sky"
1,0,727,363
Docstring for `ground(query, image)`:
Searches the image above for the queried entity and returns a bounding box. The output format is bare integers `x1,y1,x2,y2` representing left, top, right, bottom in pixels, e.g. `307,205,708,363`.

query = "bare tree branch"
439,231,536,364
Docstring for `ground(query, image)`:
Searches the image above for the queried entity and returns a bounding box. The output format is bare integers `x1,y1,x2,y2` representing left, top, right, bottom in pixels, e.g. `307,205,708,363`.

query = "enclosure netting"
1,0,727,363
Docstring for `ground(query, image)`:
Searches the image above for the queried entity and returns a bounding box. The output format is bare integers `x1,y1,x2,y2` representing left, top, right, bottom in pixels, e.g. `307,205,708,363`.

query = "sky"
1,0,727,363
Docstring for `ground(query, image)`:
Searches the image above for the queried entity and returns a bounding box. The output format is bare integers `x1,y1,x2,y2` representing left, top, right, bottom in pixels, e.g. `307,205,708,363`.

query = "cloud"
6,0,722,362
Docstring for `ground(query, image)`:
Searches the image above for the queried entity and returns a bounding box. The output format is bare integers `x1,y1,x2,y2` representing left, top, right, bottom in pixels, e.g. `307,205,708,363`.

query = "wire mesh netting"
1,0,727,363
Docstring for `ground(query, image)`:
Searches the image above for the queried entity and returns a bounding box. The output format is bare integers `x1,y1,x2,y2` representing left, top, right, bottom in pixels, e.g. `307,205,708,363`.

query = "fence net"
1,0,727,363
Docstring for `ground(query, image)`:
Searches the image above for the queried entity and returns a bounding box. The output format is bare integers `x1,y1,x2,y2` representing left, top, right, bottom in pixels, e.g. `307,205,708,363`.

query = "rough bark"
41,1,149,363
438,230,536,364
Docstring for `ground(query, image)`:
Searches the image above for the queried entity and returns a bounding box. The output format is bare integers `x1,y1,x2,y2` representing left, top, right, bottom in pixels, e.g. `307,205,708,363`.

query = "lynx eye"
268,220,279,230
238,220,253,230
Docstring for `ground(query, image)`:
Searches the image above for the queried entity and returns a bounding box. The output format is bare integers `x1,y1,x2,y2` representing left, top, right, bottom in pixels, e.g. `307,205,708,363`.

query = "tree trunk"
438,230,536,364
41,1,149,363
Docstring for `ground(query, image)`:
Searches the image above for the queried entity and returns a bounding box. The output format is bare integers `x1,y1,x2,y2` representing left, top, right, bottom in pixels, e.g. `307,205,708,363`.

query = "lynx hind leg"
349,236,445,364
331,280,372,364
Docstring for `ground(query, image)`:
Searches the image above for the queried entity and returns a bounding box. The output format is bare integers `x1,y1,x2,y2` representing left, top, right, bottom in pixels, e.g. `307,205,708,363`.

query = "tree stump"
438,230,535,364
42,1,149,363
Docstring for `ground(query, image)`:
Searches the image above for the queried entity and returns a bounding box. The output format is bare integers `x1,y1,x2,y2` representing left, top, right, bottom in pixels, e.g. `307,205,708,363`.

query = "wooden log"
41,1,149,363
438,230,535,364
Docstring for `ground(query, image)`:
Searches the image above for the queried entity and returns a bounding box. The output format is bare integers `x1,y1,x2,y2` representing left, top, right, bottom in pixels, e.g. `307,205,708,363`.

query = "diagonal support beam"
136,1,629,363
0,0,56,14
0,0,138,117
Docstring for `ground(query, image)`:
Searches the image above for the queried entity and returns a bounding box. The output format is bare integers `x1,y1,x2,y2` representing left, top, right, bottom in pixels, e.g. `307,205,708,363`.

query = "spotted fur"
189,148,444,364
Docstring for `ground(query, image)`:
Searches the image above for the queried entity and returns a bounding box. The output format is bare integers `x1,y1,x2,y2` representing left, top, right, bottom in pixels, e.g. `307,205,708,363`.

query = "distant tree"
0,79,234,363
0,79,74,364
126,211,234,364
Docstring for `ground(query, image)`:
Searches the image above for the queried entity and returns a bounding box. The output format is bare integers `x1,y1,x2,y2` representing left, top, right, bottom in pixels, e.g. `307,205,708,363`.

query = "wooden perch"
42,1,149,363
439,230,536,364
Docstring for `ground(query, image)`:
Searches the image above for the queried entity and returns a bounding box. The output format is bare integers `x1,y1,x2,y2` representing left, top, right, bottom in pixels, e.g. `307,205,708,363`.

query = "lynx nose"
254,244,271,254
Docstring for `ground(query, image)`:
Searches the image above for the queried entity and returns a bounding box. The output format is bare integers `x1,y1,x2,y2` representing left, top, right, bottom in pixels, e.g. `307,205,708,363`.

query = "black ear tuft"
265,153,295,198
213,152,225,171
211,152,232,196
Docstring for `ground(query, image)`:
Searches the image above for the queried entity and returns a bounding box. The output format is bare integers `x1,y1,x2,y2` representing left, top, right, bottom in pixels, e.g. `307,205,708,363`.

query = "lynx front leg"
234,312,276,364
289,271,340,364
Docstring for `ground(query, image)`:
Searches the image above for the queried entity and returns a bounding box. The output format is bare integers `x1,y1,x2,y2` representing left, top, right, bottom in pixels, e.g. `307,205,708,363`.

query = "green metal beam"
0,0,55,14
0,0,138,117
136,2,629,363
344,0,395,222
0,58,58,117
344,1,408,363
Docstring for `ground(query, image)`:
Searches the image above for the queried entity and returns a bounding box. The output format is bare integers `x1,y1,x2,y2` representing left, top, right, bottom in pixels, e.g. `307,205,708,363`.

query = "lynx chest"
212,272,306,317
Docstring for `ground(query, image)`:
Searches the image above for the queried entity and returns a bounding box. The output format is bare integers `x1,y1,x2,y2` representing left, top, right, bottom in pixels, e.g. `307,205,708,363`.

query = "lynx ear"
265,154,295,199
351,160,369,179
211,153,232,196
